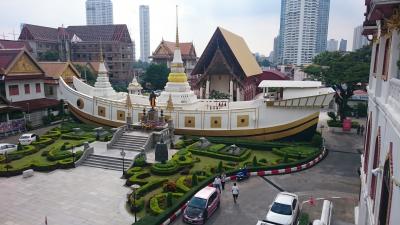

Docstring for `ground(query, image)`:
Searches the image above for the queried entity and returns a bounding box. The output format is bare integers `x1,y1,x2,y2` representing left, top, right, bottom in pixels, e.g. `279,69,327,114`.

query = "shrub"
259,158,267,163
32,137,54,148
126,167,142,178
217,161,223,173
166,192,173,207
192,174,198,186
134,156,146,167
252,156,258,167
174,140,185,149
58,158,74,169
129,196,144,213
176,176,191,193
188,147,251,162
283,153,289,163
178,155,186,161
180,167,191,175
298,213,310,225
126,171,151,186
311,134,323,147
151,161,179,175
163,181,177,192
135,179,168,197
150,196,164,215
207,144,226,152
41,150,49,157
17,143,22,151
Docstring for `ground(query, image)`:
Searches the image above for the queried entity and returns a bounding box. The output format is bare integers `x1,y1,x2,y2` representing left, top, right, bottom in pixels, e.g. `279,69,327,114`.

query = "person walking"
213,176,221,193
361,125,365,136
221,173,226,190
231,182,239,203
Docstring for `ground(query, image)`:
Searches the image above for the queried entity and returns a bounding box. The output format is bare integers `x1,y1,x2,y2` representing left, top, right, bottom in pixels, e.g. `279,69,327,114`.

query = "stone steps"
110,133,149,151
81,154,131,171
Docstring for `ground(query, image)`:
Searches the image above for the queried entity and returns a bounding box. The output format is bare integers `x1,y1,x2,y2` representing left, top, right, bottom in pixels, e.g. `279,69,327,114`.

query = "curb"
160,148,327,225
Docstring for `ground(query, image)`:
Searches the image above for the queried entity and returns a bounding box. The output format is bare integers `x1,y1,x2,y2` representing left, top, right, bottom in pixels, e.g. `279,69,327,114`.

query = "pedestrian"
231,182,239,203
357,126,360,135
361,125,365,136
221,172,226,190
213,176,221,193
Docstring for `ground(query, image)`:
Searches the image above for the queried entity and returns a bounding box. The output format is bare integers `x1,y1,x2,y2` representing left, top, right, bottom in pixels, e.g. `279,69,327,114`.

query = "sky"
0,0,366,59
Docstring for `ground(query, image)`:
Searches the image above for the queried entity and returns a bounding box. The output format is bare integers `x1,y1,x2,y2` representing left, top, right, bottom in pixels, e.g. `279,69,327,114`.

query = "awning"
11,98,60,112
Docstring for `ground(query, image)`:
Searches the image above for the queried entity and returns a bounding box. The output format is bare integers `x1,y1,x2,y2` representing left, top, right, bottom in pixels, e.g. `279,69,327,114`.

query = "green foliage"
283,153,289,163
39,50,59,61
126,167,142,177
126,171,151,186
188,146,252,162
151,161,179,175
207,144,226,152
142,63,169,90
327,112,337,121
134,156,146,167
73,64,97,86
298,213,310,225
163,181,177,192
166,192,173,207
311,134,323,147
217,161,223,173
17,143,22,151
150,196,164,215
272,146,319,159
209,90,230,99
303,46,371,120
192,173,198,186
252,156,258,167
205,137,290,150
176,176,191,193
135,179,168,198
355,102,368,117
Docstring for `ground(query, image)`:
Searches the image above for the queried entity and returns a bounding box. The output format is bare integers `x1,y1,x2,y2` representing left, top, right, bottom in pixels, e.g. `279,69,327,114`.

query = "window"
24,84,30,94
292,199,297,209
373,44,380,74
382,38,391,80
35,83,41,93
9,85,19,96
48,86,54,95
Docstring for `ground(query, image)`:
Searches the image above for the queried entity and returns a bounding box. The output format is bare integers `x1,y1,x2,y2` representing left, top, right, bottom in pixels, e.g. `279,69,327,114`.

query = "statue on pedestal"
149,91,157,110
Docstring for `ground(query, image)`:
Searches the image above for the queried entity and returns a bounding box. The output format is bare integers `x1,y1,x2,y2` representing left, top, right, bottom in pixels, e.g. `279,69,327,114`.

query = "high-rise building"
316,0,330,54
326,39,338,52
86,0,113,25
139,5,150,62
278,0,330,65
353,25,369,51
272,36,279,64
339,39,347,52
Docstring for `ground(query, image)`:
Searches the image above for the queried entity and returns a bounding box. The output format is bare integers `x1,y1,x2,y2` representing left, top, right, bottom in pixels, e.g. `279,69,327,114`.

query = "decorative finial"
175,5,179,48
99,38,104,62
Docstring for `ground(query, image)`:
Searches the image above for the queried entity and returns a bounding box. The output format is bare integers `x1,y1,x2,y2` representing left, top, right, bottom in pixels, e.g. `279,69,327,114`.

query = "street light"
131,184,141,223
71,146,75,164
120,149,126,177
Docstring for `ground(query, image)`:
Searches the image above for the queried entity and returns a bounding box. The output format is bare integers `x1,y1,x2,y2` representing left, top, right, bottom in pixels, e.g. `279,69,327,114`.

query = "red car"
183,186,220,224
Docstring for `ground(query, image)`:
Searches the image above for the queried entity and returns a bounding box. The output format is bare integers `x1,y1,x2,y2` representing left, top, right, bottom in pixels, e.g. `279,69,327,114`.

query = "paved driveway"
0,167,134,225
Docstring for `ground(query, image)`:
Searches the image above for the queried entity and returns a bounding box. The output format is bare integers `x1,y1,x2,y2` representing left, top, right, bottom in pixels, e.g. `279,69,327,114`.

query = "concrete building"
339,39,347,52
327,39,338,52
357,1,400,225
19,24,135,84
316,0,330,54
353,25,369,51
139,5,150,62
86,0,113,25
278,0,330,65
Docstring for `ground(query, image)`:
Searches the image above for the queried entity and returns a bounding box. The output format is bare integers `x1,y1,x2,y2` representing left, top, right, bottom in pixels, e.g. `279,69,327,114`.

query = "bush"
32,137,54,148
192,174,198,186
163,181,177,192
311,134,323,147
61,133,87,140
188,147,251,162
134,156,146,167
217,161,223,173
17,143,23,151
252,156,258,167
207,144,226,152
129,196,145,213
126,171,151,186
283,153,289,163
259,158,267,163
151,161,179,175
126,167,142,178
298,213,310,225
135,179,168,197
176,176,191,193
166,192,173,207
150,196,164,215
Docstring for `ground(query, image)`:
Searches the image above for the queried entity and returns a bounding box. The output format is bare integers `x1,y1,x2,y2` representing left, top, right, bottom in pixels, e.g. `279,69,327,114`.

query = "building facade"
339,39,347,52
357,1,400,225
19,24,135,84
151,40,197,77
139,5,150,62
353,25,370,51
315,0,330,54
278,0,330,65
86,0,113,25
327,39,338,52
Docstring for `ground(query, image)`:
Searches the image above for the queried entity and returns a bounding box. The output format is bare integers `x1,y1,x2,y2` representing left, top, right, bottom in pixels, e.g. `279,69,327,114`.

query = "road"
172,117,363,225
0,124,59,144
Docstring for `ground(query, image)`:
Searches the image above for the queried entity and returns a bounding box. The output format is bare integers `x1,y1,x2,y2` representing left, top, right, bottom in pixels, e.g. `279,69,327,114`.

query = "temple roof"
152,40,196,59
191,27,262,78
39,62,80,80
19,24,132,43
0,49,45,77
0,39,32,51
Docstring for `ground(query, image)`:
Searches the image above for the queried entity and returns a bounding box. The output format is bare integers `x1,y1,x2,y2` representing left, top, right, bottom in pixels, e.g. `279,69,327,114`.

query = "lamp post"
26,103,30,121
120,149,126,178
131,184,141,223
71,146,75,163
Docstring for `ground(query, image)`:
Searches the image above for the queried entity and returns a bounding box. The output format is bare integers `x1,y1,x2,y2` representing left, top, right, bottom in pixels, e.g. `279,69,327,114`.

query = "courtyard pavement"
0,166,134,225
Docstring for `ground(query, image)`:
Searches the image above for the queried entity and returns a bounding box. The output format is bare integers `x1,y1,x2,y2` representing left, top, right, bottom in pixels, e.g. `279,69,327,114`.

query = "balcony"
387,78,400,112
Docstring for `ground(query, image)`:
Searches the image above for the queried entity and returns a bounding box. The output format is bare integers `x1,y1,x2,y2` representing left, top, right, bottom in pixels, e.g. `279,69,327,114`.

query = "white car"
263,192,299,225
18,133,37,145
0,143,17,154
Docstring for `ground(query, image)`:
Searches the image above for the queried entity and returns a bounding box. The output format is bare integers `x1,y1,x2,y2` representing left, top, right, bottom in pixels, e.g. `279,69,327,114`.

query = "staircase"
110,133,149,152
82,154,131,171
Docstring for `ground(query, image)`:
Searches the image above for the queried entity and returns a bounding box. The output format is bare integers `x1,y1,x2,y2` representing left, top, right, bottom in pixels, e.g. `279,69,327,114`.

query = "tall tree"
142,63,169,90
303,46,371,121
73,64,97,86
39,50,59,61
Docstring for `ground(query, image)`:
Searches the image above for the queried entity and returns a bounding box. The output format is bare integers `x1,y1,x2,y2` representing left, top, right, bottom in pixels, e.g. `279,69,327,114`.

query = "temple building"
357,1,400,225
191,27,263,101
151,40,197,78
0,49,60,128
19,23,135,84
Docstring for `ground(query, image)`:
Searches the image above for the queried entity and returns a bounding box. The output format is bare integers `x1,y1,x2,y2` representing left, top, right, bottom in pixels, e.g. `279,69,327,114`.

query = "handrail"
107,125,126,149
74,146,94,167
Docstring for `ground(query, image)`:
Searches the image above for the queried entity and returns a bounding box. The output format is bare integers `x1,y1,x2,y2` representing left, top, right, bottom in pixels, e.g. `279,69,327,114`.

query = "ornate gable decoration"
62,65,79,82
8,53,42,75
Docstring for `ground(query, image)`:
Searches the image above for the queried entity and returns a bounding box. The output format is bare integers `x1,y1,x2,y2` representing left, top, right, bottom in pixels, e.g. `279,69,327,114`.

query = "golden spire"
126,93,133,110
99,38,104,62
166,94,174,112
175,5,179,48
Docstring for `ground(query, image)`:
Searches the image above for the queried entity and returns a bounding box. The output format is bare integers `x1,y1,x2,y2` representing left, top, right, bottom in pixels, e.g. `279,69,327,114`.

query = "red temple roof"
11,98,60,112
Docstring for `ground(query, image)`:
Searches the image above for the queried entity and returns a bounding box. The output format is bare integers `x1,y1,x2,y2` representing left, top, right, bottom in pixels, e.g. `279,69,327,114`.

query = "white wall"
5,79,45,102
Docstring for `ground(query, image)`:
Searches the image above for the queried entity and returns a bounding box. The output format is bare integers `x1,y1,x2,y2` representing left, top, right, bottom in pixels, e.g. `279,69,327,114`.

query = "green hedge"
128,197,145,213
176,176,191,193
135,179,168,198
189,148,251,162
126,167,142,178
206,137,291,150
272,146,318,159
41,130,61,139
172,153,194,167
207,144,226,152
149,193,185,215
32,137,54,148
151,162,179,175
126,171,151,186
61,133,88,140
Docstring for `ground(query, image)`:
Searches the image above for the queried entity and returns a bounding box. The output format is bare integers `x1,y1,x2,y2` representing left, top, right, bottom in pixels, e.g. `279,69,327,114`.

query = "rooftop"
194,186,216,199
258,80,322,88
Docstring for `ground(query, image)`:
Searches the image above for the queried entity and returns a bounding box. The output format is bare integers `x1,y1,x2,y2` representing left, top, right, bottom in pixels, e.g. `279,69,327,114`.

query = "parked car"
263,192,299,225
0,143,17,154
236,167,249,181
183,186,220,224
18,133,37,145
